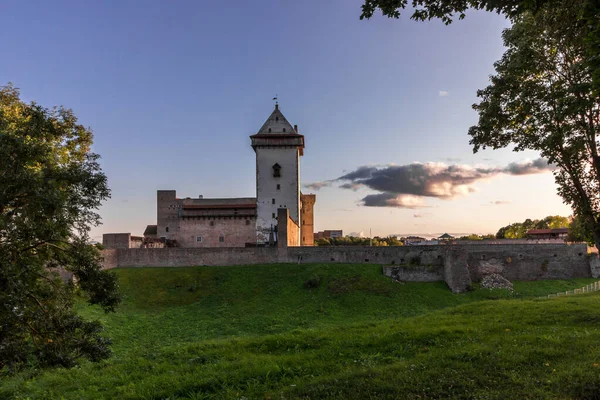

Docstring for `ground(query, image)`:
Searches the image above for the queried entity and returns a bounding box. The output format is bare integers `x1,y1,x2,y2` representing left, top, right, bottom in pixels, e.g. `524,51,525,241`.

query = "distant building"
314,230,343,240
526,228,569,240
438,233,455,241
404,236,426,245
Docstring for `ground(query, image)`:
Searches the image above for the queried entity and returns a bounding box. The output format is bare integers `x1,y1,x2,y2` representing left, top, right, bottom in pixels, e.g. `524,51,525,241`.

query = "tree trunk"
593,227,600,256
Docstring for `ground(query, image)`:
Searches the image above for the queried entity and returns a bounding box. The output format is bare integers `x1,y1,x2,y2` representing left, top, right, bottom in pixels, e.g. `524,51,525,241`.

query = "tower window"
219,235,224,243
272,163,281,177
283,128,286,132
268,128,271,132
272,212,276,218
272,198,275,204
166,227,169,233
277,184,280,190
275,117,279,121
196,236,202,242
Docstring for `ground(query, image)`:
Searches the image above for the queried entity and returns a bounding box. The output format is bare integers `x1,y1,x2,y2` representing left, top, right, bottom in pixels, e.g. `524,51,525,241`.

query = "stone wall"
277,208,300,247
103,233,133,249
176,216,257,248
462,244,590,281
101,247,282,269
300,194,316,246
383,265,444,282
99,243,593,292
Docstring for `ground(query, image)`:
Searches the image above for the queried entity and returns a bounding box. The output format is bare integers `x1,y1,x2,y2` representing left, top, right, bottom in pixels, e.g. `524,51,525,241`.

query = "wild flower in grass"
594,363,599,367
505,328,510,332
545,363,550,367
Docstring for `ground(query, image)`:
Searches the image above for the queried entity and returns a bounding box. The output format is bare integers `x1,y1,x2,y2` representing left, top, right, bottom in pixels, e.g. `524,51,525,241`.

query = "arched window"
272,163,281,177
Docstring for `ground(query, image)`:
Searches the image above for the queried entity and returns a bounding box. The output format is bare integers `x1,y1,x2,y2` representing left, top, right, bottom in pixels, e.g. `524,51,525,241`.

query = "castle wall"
100,244,592,288
103,233,133,249
277,208,300,247
157,190,178,240
255,147,300,243
175,216,257,248
300,194,315,246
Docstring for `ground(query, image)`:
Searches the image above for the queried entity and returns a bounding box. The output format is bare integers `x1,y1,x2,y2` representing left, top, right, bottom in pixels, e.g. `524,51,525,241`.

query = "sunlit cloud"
304,158,553,208
439,90,449,97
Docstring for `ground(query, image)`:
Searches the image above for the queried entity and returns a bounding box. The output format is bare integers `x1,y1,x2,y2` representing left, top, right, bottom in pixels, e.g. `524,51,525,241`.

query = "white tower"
250,104,304,244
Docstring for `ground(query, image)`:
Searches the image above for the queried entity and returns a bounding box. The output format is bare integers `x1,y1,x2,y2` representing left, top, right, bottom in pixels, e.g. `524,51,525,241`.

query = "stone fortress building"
104,105,316,249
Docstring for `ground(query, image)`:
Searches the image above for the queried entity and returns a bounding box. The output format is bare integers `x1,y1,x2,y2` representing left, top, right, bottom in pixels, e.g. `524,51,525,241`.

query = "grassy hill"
2,264,599,399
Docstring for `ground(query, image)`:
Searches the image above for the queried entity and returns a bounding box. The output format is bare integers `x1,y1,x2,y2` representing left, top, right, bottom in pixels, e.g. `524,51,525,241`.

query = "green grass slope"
2,264,599,399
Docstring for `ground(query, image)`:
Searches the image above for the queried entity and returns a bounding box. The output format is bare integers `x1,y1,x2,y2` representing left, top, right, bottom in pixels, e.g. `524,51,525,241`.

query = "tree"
495,216,570,239
568,213,595,245
467,3,600,250
0,84,120,371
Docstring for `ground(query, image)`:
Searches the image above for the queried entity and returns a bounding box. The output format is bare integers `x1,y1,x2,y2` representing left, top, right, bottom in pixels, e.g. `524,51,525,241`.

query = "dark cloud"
304,158,553,208
339,183,362,191
303,181,331,191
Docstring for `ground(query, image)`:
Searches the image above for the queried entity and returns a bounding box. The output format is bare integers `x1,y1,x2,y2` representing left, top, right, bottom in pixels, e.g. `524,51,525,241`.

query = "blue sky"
1,0,571,240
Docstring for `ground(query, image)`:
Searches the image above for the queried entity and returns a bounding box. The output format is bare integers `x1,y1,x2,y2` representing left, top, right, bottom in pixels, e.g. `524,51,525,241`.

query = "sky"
0,0,573,240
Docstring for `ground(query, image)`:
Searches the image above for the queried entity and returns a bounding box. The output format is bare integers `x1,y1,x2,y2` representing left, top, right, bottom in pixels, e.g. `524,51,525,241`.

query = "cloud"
445,157,461,162
504,158,552,175
305,158,553,208
362,193,426,209
413,213,424,218
439,90,449,97
303,181,331,191
339,183,363,191
490,200,512,205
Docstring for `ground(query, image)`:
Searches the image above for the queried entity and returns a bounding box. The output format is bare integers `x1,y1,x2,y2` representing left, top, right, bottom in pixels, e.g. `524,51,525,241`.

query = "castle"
104,104,316,249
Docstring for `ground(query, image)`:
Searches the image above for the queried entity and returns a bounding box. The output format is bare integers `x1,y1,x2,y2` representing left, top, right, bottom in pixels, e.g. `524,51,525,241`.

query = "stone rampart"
383,265,444,282
100,243,593,292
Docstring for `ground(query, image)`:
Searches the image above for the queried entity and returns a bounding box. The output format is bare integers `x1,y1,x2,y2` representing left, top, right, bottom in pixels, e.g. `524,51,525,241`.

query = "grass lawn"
1,264,599,399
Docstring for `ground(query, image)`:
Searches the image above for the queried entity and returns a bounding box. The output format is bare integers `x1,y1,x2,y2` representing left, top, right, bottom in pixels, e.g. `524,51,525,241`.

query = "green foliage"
495,216,570,239
315,235,403,246
360,0,600,249
568,213,595,246
303,274,321,289
0,84,120,370
468,4,600,249
1,264,598,399
456,233,495,240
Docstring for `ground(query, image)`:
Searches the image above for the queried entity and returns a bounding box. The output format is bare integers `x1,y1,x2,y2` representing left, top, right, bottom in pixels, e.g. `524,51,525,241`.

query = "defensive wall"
100,243,595,293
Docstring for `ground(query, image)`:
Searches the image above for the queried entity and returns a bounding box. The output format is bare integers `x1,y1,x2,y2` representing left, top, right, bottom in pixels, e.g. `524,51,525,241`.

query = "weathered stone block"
444,248,472,293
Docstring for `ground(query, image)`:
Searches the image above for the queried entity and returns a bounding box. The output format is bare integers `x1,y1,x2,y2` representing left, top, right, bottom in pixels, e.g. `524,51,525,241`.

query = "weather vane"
272,94,278,106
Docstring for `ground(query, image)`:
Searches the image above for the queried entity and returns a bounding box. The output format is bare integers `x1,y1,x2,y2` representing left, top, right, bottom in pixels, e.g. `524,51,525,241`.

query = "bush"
303,275,321,289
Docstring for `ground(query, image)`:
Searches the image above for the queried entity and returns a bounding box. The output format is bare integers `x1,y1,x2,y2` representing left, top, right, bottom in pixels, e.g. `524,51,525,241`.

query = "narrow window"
219,235,224,243
196,236,202,242
272,163,281,177
272,198,275,204
272,212,276,218
166,227,169,233
275,116,279,121
268,128,271,132
283,128,286,132
277,184,280,190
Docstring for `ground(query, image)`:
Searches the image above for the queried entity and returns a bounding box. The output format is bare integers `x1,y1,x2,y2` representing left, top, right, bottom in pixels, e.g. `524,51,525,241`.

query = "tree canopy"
495,216,570,239
467,3,600,249
0,84,120,371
